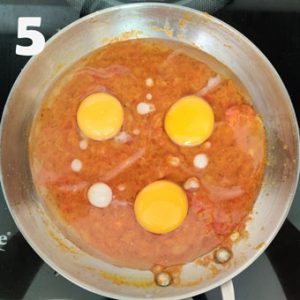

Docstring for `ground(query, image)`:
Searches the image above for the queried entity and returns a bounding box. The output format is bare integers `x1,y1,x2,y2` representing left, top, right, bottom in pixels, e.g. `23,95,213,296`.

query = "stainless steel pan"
1,3,299,300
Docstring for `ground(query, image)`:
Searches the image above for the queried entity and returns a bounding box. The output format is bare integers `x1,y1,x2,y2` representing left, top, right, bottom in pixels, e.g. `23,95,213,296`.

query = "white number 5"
16,17,45,56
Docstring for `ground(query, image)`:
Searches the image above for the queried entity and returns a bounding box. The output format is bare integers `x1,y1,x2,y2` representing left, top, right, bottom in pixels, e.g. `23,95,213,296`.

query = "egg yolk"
134,180,188,234
77,93,124,141
164,95,214,146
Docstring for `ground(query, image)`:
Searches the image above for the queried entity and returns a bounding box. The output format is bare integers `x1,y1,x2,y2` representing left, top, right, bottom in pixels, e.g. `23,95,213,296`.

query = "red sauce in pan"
29,39,266,269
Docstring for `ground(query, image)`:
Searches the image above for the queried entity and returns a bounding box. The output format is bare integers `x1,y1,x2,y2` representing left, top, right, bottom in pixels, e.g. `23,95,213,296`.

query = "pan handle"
221,280,235,300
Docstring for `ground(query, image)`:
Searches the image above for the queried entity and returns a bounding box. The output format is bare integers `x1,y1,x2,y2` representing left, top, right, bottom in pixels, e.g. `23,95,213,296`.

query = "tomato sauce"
29,39,266,269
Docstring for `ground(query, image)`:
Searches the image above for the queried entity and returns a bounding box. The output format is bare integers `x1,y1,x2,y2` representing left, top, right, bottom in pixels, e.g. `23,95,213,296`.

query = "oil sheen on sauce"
29,39,266,270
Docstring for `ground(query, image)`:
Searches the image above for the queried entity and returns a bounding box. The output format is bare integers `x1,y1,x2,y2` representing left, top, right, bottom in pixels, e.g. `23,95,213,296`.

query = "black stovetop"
0,1,299,299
